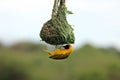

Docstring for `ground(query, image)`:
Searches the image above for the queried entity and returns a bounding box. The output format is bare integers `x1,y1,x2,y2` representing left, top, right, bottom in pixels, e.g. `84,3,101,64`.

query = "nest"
40,0,75,45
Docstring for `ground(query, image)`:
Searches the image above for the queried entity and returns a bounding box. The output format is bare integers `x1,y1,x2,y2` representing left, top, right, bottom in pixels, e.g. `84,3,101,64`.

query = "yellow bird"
44,44,73,60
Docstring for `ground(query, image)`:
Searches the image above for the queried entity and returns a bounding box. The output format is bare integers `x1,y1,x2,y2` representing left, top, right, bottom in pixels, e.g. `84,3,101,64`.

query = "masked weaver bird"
44,44,73,60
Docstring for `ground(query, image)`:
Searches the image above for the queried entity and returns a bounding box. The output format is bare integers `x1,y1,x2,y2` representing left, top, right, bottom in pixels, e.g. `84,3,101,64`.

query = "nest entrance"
40,0,75,45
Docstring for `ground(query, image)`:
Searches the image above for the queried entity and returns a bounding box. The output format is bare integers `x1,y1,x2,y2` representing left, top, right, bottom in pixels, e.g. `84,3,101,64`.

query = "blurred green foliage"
0,42,120,80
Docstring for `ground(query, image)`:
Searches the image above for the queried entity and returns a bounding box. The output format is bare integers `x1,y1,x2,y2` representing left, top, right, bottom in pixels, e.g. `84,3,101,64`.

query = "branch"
52,0,59,18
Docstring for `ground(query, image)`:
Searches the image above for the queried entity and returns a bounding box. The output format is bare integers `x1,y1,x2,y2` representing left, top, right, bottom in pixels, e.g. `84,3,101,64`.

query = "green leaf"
67,10,73,14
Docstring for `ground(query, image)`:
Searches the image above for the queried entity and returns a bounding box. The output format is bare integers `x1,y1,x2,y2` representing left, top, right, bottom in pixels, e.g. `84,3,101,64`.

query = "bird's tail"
43,50,53,55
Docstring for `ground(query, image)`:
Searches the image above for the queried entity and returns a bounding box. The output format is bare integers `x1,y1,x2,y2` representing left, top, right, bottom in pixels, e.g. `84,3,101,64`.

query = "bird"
44,44,73,60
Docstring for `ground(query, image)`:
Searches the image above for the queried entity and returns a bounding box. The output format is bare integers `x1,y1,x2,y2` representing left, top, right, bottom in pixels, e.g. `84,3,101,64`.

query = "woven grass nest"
40,0,75,45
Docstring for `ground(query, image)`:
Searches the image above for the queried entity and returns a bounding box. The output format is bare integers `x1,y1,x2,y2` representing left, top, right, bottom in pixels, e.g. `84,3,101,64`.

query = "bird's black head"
63,45,70,49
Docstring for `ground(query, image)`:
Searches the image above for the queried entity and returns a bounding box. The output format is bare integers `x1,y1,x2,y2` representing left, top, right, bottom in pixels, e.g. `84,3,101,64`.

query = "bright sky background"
0,0,120,49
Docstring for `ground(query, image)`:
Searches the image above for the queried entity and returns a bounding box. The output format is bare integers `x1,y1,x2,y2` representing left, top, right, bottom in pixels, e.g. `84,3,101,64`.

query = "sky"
0,0,120,49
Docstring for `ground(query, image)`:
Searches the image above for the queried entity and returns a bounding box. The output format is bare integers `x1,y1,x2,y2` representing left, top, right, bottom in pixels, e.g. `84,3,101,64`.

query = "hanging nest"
40,0,75,45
